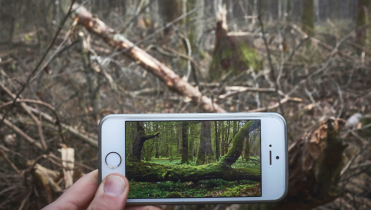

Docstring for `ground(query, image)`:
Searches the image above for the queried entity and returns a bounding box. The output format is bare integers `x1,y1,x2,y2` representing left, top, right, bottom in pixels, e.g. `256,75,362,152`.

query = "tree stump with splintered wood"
242,118,347,210
209,5,261,82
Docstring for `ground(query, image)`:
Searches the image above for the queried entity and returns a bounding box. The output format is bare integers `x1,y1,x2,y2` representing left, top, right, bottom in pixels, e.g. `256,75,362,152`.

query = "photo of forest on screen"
125,120,261,198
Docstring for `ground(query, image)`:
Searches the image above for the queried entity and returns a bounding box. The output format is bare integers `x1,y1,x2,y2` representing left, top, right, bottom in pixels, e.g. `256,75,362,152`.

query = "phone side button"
105,152,122,169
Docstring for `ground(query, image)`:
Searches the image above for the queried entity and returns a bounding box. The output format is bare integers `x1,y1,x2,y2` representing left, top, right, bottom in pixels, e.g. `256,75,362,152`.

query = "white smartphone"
99,113,288,204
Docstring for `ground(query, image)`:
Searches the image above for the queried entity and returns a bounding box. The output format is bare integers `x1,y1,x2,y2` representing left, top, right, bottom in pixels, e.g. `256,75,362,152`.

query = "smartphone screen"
125,120,261,198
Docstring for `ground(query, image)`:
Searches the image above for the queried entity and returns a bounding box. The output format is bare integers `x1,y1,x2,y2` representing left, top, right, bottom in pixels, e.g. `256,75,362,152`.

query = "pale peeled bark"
59,147,75,188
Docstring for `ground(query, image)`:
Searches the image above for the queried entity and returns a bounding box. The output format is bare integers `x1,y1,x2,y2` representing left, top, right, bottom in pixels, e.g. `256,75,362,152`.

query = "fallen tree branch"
0,114,43,149
72,4,226,113
248,96,302,112
28,107,98,147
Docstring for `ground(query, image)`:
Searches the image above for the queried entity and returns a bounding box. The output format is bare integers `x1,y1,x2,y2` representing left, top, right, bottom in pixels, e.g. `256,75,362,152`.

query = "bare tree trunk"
130,122,160,161
356,0,371,55
196,121,214,165
215,121,220,161
79,34,101,122
302,0,314,36
181,122,189,164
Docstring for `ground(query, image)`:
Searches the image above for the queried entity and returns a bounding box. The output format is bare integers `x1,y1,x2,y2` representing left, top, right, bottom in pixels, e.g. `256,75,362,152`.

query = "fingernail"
104,175,126,197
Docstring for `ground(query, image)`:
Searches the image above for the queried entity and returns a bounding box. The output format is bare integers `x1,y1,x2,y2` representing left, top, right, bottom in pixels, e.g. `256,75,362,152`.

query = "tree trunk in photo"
130,122,160,161
221,121,225,156
196,121,215,165
189,124,194,161
215,121,220,161
220,121,259,166
301,0,314,37
243,130,251,161
155,123,160,158
224,121,231,155
356,0,371,55
181,122,189,164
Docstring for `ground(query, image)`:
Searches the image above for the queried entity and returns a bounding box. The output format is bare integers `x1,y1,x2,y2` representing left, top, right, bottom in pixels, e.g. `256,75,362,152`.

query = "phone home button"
105,152,122,169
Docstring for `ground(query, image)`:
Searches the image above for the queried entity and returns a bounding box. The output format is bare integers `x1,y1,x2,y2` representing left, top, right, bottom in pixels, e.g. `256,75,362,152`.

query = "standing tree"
243,130,251,161
196,121,215,165
214,121,220,161
130,122,160,161
302,0,314,37
356,0,371,55
181,122,189,164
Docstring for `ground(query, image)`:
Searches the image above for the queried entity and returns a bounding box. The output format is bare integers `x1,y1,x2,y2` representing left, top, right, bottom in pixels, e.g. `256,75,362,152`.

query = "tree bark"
181,122,189,164
301,0,314,37
215,121,220,161
130,122,160,161
243,130,251,161
356,0,371,55
196,121,215,165
72,3,226,113
274,118,346,210
220,121,259,166
221,121,225,156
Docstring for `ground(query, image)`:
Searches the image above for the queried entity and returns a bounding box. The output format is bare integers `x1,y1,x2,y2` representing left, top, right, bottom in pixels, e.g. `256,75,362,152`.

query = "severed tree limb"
72,4,226,113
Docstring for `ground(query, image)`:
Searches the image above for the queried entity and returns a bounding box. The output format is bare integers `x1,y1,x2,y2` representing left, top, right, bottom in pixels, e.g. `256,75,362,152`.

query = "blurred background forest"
0,0,371,209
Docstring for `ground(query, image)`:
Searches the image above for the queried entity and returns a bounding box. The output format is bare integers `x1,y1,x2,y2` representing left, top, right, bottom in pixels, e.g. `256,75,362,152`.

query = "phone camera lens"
269,144,272,147
276,156,279,160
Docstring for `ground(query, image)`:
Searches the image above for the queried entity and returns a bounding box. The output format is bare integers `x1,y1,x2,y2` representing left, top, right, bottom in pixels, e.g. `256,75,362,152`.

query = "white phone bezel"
99,113,288,204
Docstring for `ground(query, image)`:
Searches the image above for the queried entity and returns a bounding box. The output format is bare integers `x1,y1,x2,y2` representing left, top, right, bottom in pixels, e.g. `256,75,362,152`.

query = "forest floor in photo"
128,157,261,198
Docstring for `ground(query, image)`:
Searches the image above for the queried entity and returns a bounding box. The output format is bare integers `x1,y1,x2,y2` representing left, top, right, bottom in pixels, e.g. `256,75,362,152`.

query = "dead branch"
72,3,226,113
0,81,47,150
28,107,98,147
249,96,302,112
0,114,43,149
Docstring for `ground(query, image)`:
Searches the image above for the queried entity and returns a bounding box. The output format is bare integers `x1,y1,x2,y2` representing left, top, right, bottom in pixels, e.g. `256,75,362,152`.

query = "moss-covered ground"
128,157,261,198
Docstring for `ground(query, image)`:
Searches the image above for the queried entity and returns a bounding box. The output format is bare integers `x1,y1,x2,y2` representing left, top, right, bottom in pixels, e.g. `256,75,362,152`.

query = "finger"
125,206,162,210
43,170,99,210
87,173,129,210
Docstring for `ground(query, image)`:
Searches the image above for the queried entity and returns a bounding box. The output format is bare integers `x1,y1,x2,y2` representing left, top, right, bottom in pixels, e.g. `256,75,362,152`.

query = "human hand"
43,170,160,210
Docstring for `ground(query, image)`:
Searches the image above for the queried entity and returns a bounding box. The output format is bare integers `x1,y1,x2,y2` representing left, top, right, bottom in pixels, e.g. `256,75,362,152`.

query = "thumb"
88,173,129,210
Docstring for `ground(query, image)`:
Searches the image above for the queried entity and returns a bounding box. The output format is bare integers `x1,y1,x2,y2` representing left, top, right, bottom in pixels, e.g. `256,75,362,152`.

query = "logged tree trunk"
356,0,371,55
301,0,314,37
181,122,189,164
196,121,215,165
130,122,160,161
72,4,226,113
